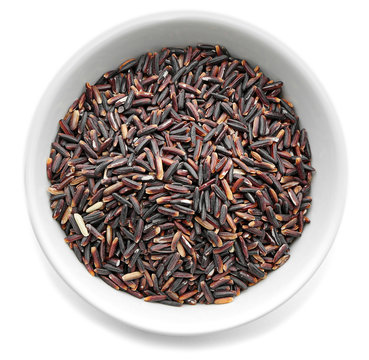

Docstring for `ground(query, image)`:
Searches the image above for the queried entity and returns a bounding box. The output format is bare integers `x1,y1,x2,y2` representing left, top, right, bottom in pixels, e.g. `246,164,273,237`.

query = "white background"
1,0,368,358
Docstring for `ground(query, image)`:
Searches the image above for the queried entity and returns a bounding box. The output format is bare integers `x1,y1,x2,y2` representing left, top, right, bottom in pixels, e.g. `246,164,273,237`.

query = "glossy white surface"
25,12,346,335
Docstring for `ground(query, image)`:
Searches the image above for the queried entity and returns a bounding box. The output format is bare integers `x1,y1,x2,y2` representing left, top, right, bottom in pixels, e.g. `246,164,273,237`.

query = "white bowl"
25,11,347,335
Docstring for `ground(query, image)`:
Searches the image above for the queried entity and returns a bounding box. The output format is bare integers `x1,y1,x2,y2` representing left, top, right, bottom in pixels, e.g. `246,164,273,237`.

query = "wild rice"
47,44,314,306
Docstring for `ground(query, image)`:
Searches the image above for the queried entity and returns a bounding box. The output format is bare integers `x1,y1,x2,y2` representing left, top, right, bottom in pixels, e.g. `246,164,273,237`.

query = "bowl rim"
24,10,347,335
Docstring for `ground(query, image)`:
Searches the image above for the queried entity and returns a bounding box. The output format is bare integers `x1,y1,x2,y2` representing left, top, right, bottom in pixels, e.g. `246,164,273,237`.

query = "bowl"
25,11,347,335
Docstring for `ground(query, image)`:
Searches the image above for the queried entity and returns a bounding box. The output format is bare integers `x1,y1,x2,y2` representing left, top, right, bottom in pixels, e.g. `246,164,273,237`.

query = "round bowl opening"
25,12,346,335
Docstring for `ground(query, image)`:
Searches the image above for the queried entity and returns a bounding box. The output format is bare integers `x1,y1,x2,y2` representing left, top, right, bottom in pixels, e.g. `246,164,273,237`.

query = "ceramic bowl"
25,11,347,335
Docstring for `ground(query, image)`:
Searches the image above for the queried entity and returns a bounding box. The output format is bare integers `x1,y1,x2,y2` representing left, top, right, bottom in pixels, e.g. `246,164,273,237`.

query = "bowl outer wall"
25,11,347,335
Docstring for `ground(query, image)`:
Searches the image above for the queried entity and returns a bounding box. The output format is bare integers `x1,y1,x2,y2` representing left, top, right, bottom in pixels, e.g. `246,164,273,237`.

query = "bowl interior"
25,13,346,335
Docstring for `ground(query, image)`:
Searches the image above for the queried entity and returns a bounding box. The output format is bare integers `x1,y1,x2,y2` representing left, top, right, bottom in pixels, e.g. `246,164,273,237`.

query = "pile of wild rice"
47,44,314,306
